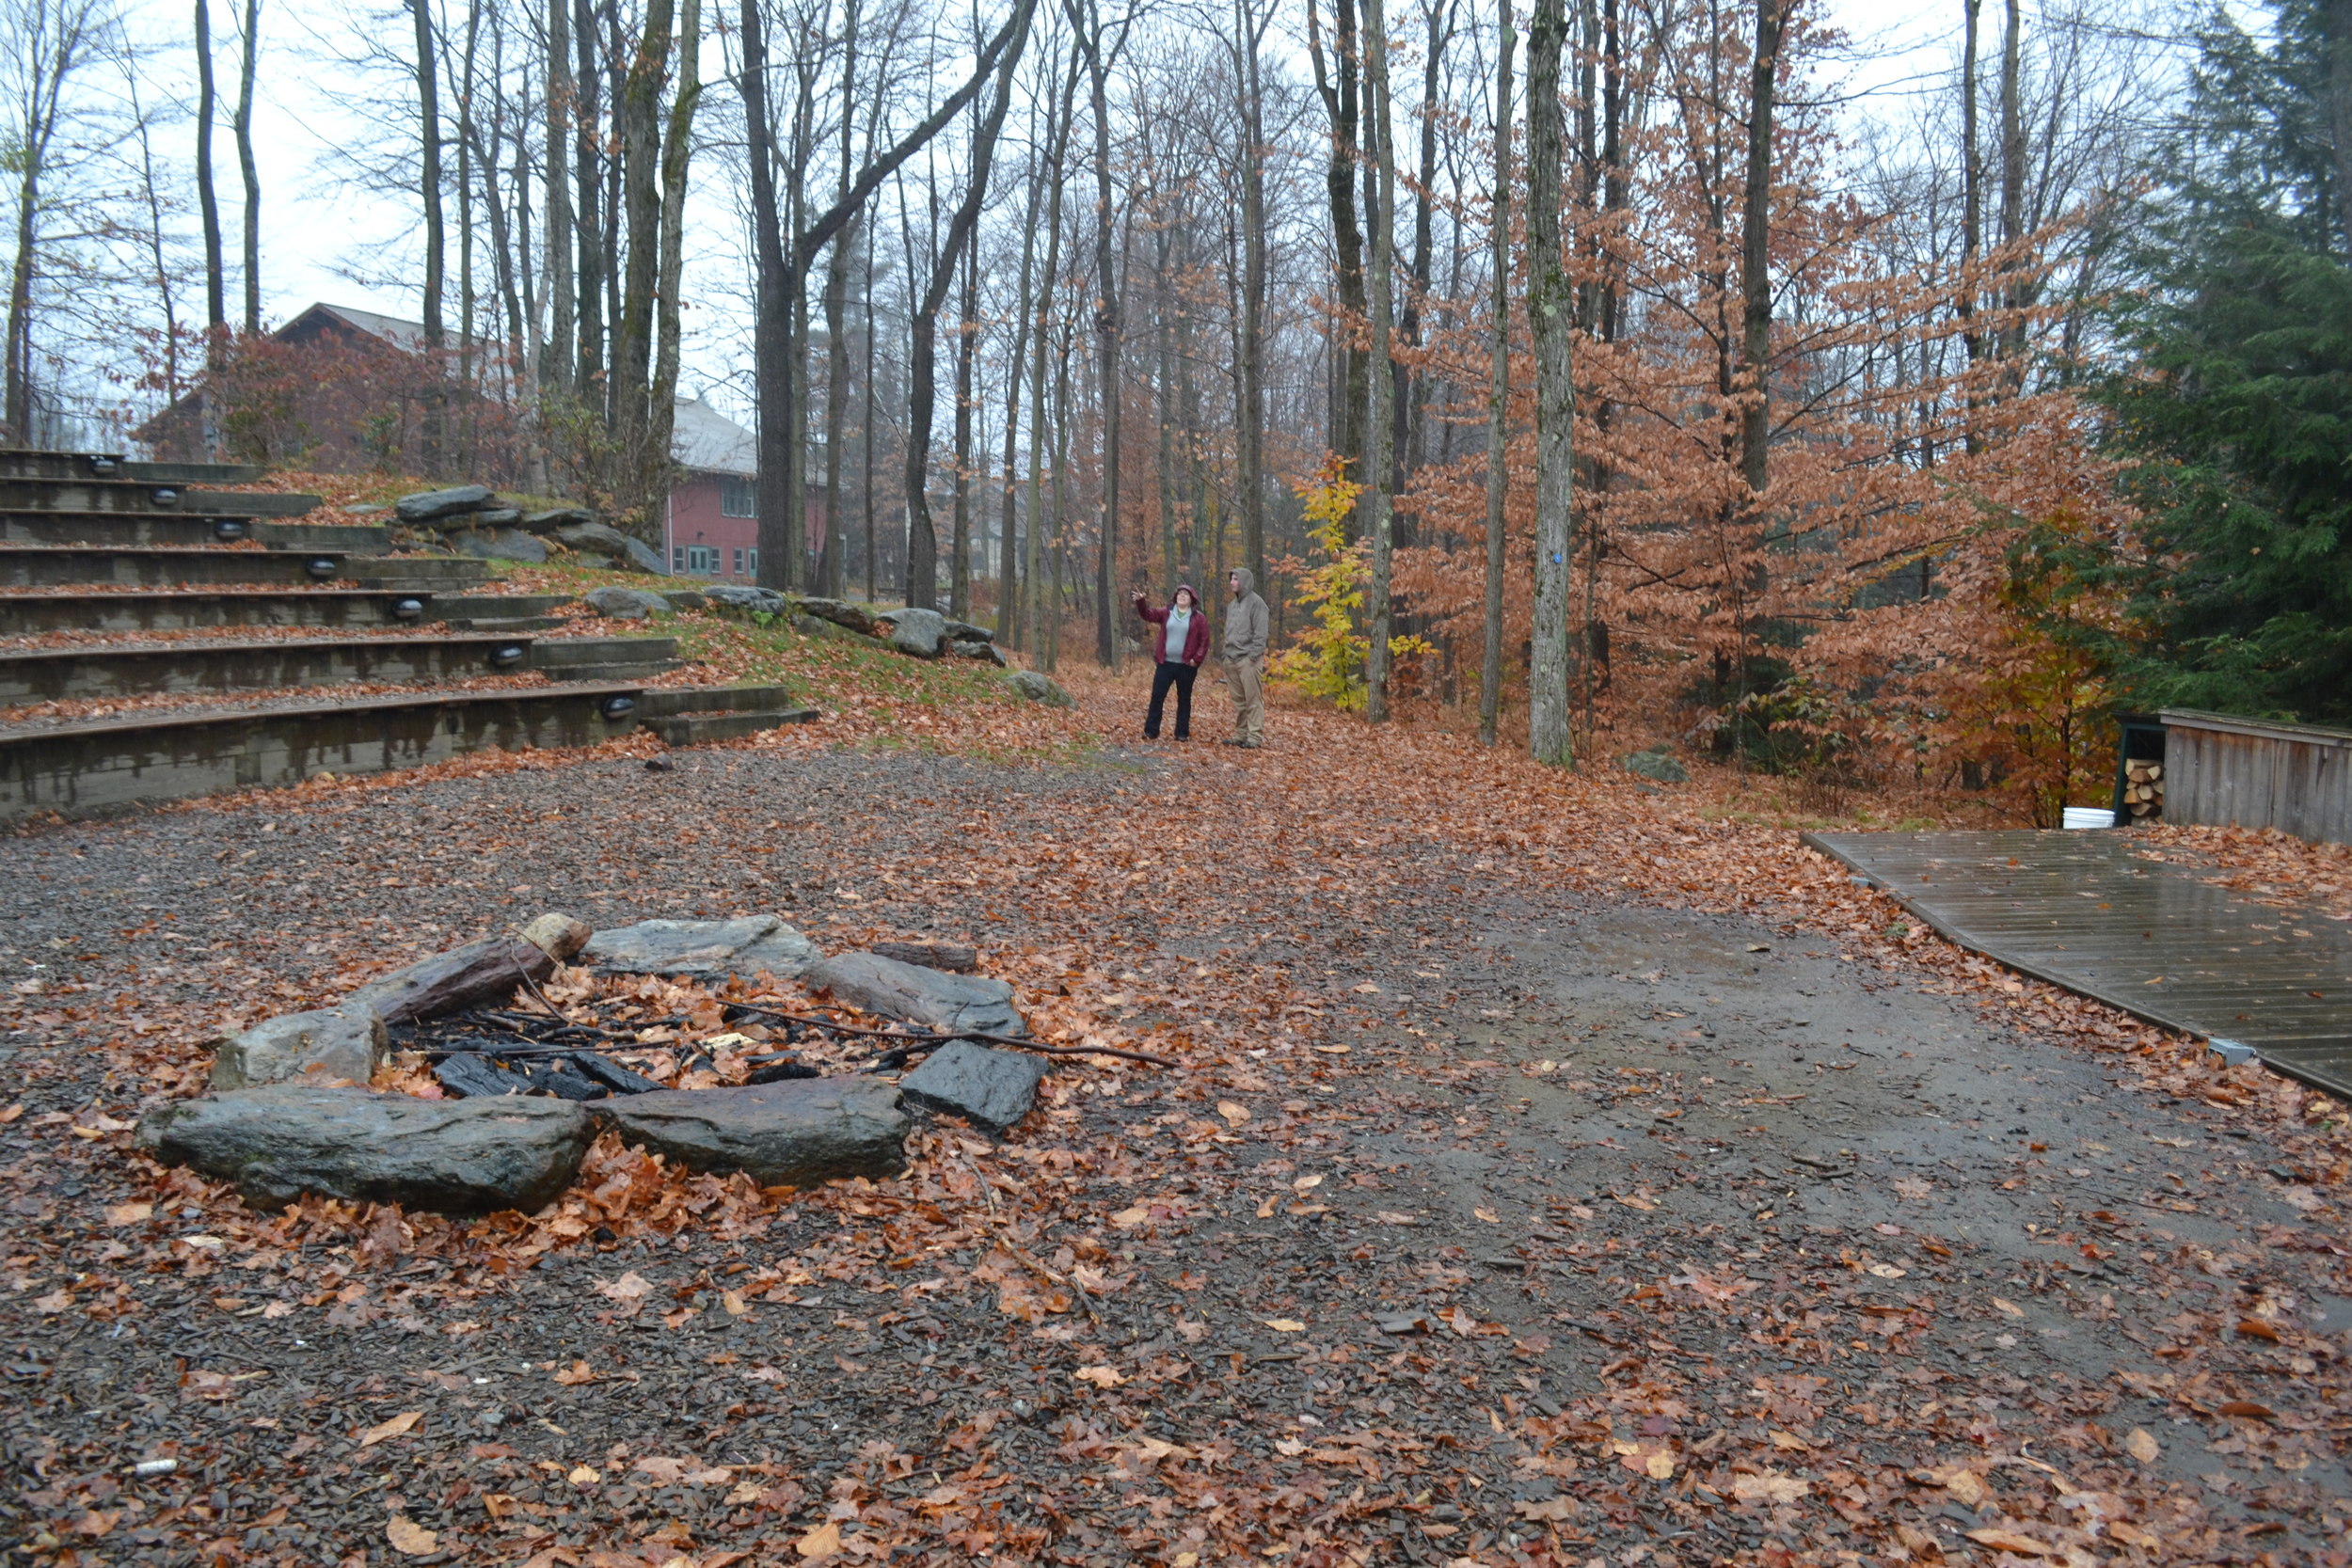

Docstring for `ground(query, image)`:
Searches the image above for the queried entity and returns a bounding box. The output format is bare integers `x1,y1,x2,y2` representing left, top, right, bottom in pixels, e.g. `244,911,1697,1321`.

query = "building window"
671,546,685,571
720,477,756,517
731,546,744,575
746,547,759,577
685,545,720,576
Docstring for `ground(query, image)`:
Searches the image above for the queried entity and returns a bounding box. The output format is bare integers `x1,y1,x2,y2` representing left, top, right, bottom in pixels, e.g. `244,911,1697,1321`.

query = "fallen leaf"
795,1521,842,1560
1375,1312,1430,1335
2217,1400,2276,1420
1110,1206,1151,1227
1312,1043,1350,1054
31,1291,71,1314
1292,1173,1324,1192
1867,1262,1907,1278
567,1465,601,1486
104,1202,153,1227
358,1411,422,1447
1769,1430,1810,1450
1275,1437,1308,1456
2234,1318,2281,1342
1991,1297,2025,1318
0,1103,21,1123
1443,1305,1479,1336
1893,1177,1931,1200
595,1271,654,1303
1473,1207,1501,1224
722,1290,750,1317
1263,1318,1307,1333
1374,1211,1417,1225
1645,1449,1675,1480
1073,1365,1126,1387
1731,1471,1810,1505
1216,1101,1250,1125
1616,1194,1657,1212
2124,1428,2159,1464
386,1518,438,1556
1966,1528,2054,1557
1940,1469,1986,1507
1516,1497,1578,1522
552,1361,597,1386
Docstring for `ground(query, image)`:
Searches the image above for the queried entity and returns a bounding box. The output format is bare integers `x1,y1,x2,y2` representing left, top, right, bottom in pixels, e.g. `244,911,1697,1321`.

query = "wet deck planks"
1801,829,2352,1101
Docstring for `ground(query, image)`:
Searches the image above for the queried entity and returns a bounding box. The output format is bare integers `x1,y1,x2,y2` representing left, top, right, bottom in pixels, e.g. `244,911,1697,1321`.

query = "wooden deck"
1802,829,2352,1100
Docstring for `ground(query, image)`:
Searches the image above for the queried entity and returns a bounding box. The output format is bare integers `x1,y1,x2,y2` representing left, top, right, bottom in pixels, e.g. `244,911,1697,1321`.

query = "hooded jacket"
1132,588,1211,665
1223,568,1270,662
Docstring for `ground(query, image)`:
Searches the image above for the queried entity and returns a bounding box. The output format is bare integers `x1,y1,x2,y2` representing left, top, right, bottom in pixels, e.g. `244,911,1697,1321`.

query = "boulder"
877,607,949,658
944,619,997,645
136,1085,594,1214
449,526,549,563
795,597,874,635
954,641,1009,667
580,915,817,980
868,940,977,973
552,521,668,574
596,1076,907,1186
704,584,788,619
348,935,556,1025
470,506,525,528
210,1007,386,1090
395,484,497,523
1003,670,1073,708
898,1041,1046,1134
1622,747,1690,784
804,951,1025,1037
520,506,598,534
582,585,673,619
660,589,708,611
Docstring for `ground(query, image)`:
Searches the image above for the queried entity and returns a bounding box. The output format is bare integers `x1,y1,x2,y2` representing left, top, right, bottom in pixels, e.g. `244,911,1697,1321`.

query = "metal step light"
489,643,527,670
150,487,180,509
390,598,426,622
87,456,118,477
212,518,246,542
305,557,339,579
599,695,637,721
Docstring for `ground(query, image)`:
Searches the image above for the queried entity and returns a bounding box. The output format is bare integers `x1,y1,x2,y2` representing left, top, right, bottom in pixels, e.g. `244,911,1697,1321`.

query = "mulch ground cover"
2,673,2348,1568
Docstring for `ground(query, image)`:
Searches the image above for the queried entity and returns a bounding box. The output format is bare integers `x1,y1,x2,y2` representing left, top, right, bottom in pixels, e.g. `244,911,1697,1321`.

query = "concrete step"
0,546,353,588
0,633,559,702
0,590,576,635
120,460,269,485
0,681,649,824
0,477,319,516
643,708,819,745
635,684,798,717
342,556,494,590
529,637,678,679
0,511,389,552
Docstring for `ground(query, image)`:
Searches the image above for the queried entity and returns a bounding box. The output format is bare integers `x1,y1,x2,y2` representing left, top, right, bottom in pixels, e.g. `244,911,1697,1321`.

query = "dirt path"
1,693,2346,1567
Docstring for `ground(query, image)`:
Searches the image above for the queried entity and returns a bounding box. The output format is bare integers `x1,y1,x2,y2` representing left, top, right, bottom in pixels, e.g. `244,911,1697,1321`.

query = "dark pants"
1145,660,1198,739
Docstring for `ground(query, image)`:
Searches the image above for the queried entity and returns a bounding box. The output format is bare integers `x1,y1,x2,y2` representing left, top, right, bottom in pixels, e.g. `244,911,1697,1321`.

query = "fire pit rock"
579,915,817,980
136,1085,594,1215
804,951,1025,1037
210,1007,386,1090
596,1075,908,1185
898,1041,1046,1134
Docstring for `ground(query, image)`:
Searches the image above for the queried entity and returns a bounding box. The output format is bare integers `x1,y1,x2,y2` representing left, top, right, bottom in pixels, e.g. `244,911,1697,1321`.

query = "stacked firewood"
2122,758,2164,821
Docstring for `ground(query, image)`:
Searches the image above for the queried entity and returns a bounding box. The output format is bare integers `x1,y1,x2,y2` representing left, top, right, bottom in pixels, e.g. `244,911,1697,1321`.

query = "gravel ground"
1,735,2347,1567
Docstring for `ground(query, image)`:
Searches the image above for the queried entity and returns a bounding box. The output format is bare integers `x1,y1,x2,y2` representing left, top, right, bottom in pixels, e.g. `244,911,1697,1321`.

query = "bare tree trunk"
1231,0,1271,591
544,0,574,417
1068,0,1124,665
1960,0,1982,452
456,0,479,469
613,0,675,488
573,0,603,406
1525,0,1573,767
412,0,446,467
1306,0,1367,489
1398,0,1454,486
998,88,1044,639
743,0,794,588
648,0,698,505
1738,0,1780,499
864,217,879,600
1479,0,1512,750
1025,41,1076,657
233,0,261,334
904,0,1037,611
1996,0,2026,371
1363,0,1397,721
1152,217,1178,594
948,217,979,617
195,0,225,363
818,0,861,599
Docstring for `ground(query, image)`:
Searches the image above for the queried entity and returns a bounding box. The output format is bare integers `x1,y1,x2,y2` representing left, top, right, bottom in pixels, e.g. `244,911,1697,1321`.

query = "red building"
661,396,827,582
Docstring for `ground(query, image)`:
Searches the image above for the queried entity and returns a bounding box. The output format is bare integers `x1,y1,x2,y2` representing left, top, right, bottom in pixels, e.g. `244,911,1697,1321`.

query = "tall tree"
232,0,261,334
544,0,575,409
3,0,103,442
411,0,447,467
1066,0,1126,664
1738,0,1782,499
1227,0,1273,591
1362,0,1398,721
647,0,701,499
1523,0,1572,765
612,0,677,482
1479,0,1512,749
194,0,226,359
905,0,1036,610
1306,0,1369,485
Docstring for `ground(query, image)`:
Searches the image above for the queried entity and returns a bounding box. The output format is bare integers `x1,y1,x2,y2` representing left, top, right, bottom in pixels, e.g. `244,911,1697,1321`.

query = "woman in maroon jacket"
1129,583,1210,740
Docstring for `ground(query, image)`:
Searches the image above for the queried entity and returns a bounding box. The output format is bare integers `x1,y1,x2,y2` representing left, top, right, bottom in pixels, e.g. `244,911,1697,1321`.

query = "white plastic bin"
2061,806,2117,830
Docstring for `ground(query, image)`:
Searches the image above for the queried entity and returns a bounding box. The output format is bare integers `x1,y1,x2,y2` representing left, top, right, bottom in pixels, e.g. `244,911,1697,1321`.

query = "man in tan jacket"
1221,567,1269,748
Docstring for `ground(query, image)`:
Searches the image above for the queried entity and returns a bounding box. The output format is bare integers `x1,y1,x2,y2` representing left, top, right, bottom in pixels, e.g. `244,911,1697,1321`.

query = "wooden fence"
2160,708,2352,845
